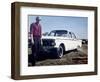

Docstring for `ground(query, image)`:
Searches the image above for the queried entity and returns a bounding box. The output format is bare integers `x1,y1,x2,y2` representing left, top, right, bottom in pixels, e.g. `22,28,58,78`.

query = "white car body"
42,36,82,51
41,30,82,58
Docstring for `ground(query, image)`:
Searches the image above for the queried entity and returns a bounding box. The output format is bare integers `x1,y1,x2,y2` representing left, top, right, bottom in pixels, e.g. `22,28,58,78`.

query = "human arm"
30,23,34,44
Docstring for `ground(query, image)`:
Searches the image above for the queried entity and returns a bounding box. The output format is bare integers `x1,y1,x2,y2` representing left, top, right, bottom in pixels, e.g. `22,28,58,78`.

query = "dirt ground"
29,44,88,66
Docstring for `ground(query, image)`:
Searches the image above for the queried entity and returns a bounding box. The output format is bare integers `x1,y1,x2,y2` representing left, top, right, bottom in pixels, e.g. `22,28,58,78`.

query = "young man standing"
30,16,42,66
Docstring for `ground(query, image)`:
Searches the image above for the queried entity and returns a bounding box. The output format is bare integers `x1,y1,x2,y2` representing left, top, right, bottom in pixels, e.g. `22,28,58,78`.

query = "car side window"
71,33,76,39
67,32,72,38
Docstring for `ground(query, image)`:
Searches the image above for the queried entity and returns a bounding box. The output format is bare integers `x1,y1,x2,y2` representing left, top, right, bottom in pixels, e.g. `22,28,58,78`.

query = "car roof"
50,30,75,35
51,30,68,32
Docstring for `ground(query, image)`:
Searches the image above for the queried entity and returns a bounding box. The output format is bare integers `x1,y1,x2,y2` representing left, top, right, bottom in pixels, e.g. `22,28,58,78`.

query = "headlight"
51,40,56,46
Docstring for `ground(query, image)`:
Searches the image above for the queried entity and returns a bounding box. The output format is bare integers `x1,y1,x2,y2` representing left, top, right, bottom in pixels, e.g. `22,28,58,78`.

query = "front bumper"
41,46,57,53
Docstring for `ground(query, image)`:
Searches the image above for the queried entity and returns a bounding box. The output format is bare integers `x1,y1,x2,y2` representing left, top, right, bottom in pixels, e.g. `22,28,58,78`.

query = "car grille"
42,39,54,46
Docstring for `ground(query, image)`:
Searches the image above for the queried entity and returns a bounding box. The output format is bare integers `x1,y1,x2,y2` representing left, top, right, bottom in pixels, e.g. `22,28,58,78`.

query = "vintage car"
41,30,82,58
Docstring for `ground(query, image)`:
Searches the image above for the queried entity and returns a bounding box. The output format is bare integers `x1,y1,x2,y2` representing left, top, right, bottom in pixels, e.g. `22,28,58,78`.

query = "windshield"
49,30,67,37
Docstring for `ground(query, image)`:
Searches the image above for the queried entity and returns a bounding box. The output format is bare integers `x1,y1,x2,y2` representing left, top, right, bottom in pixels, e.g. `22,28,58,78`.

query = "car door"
71,32,78,49
64,32,73,50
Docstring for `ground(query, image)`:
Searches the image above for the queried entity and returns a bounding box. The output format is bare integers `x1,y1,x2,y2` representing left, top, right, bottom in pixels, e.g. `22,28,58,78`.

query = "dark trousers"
33,37,41,56
28,37,41,66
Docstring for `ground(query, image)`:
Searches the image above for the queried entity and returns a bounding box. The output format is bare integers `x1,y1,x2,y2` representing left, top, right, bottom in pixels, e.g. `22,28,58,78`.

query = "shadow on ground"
36,50,76,61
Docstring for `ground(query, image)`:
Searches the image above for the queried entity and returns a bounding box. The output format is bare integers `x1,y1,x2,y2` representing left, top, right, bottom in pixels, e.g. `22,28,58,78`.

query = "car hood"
42,36,82,41
42,36,69,40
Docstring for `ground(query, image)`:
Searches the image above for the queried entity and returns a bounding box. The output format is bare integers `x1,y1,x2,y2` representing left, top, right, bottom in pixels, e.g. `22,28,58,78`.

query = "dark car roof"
51,30,68,33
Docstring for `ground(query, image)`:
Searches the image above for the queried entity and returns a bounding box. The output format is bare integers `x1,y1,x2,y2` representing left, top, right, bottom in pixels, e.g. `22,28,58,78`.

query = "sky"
28,15,88,39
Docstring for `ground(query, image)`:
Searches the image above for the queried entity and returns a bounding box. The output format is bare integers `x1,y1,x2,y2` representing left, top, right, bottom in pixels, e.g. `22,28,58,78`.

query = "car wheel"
56,45,64,58
76,45,81,51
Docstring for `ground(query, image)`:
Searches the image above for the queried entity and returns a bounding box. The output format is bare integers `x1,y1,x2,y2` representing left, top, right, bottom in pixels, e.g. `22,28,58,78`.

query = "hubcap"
58,46,63,58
